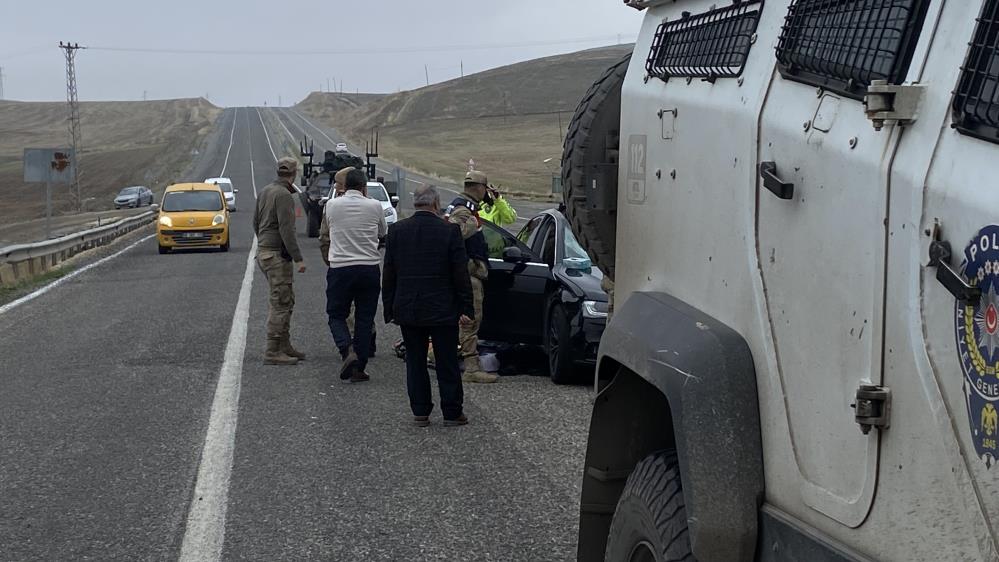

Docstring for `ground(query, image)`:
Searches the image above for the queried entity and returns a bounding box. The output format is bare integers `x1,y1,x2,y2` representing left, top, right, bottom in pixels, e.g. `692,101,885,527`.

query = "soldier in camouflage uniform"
445,170,499,384
253,157,307,365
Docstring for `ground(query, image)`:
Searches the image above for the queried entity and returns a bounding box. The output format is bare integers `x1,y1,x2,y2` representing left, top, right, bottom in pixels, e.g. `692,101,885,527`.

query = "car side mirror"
233,189,239,193
150,204,159,212
391,195,399,208
502,246,526,263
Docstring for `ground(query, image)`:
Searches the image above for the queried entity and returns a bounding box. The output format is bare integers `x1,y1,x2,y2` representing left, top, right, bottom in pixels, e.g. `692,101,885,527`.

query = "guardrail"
0,210,157,287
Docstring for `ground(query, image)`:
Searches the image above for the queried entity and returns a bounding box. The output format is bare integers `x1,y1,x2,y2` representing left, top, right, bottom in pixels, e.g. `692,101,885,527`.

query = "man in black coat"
383,185,475,427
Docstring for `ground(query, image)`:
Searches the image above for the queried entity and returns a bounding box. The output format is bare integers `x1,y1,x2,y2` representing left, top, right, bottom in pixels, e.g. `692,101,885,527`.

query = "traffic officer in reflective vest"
445,170,499,383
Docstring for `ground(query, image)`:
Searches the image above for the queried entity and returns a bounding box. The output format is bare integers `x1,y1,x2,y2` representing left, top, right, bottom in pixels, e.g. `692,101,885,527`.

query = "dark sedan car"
479,210,609,384
113,186,154,209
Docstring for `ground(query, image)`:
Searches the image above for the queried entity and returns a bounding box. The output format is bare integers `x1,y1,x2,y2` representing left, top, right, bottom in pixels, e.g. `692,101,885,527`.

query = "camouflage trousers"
459,274,484,359
257,249,295,342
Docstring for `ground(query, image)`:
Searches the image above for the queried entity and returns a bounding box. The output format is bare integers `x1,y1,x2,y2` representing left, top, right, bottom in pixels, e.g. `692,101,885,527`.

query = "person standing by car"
383,185,474,426
253,157,307,366
445,170,499,384
479,186,517,226
324,168,386,382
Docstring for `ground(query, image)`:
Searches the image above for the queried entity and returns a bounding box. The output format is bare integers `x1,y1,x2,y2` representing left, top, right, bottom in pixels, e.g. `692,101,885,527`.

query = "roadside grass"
0,266,72,307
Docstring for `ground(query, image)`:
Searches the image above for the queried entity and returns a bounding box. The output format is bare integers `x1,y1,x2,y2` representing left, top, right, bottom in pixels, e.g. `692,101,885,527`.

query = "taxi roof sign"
23,148,75,184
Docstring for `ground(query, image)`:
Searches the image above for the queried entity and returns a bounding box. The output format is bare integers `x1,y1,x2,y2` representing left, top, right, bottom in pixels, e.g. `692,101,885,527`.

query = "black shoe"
338,350,359,380
443,414,468,427
349,370,370,383
413,415,430,427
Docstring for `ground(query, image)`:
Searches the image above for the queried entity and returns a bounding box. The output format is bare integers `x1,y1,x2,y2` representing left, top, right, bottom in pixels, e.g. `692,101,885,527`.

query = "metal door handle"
760,161,794,200
929,239,981,304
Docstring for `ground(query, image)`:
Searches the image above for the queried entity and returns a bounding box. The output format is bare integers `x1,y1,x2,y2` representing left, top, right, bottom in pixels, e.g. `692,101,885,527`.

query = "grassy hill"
0,98,220,221
296,45,633,196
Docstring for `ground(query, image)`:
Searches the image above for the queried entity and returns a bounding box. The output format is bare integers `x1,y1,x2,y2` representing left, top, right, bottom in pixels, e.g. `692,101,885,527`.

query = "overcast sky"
0,0,643,107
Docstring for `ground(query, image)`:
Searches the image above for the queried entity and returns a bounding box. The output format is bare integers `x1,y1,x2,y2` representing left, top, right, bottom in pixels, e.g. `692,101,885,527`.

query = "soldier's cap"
334,166,356,185
277,157,299,173
464,170,488,186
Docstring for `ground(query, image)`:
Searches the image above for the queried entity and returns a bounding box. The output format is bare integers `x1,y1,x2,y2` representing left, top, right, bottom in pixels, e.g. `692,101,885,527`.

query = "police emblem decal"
956,225,999,468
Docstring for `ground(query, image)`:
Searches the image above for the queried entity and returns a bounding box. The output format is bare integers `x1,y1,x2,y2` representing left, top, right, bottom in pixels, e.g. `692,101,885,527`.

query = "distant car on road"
204,177,237,211
366,181,398,226
335,142,348,152
319,180,399,225
478,209,609,383
157,183,230,254
113,186,154,209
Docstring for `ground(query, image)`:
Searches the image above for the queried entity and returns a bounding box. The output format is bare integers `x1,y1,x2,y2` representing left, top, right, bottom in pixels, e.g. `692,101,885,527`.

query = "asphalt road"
0,107,592,561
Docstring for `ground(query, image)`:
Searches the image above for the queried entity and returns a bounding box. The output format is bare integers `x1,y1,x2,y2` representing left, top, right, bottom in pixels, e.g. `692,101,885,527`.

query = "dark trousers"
402,324,463,419
326,265,380,370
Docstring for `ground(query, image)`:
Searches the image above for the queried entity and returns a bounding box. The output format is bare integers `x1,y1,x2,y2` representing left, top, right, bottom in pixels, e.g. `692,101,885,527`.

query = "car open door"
479,220,551,344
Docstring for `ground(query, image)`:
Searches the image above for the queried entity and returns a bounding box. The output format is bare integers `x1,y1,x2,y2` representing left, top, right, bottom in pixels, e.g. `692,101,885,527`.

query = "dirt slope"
297,45,633,195
0,98,220,221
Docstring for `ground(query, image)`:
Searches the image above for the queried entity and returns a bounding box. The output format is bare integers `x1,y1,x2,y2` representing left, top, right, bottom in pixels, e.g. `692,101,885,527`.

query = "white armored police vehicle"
562,1,999,560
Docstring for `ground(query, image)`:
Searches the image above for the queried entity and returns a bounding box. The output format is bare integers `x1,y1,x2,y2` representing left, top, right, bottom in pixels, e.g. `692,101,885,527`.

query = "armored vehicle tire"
562,54,630,281
306,206,322,238
605,450,695,562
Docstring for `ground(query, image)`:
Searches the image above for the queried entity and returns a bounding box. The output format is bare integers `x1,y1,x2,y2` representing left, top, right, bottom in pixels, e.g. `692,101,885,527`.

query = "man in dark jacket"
383,185,474,426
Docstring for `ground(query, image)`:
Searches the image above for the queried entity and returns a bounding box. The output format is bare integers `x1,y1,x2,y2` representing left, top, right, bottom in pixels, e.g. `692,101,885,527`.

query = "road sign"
23,148,75,184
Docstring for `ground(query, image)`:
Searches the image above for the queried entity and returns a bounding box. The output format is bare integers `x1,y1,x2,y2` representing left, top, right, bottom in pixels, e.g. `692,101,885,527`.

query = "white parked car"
204,177,237,211
366,181,398,225
335,142,348,152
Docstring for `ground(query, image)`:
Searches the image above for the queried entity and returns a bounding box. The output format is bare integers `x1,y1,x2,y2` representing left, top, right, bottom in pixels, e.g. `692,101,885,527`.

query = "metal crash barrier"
0,210,157,287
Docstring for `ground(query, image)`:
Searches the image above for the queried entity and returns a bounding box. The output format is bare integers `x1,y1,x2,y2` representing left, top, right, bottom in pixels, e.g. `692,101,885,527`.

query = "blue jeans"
325,265,381,371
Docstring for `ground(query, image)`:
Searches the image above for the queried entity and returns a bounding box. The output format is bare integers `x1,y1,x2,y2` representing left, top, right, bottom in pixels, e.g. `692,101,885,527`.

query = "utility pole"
425,64,429,87
279,95,282,106
59,41,85,211
142,90,147,101
460,60,464,79
327,78,331,92
0,66,5,100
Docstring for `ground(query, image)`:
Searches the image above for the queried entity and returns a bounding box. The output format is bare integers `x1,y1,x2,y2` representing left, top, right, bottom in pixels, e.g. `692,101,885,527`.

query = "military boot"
264,339,299,365
280,337,307,361
461,355,498,384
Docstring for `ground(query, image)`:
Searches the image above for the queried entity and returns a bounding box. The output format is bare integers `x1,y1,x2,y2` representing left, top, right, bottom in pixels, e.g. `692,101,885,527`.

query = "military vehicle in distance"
563,1,999,560
298,142,364,238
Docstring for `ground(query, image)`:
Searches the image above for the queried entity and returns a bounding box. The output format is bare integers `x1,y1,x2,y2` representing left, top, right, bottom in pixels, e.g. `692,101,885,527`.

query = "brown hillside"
0,98,220,222
297,45,633,194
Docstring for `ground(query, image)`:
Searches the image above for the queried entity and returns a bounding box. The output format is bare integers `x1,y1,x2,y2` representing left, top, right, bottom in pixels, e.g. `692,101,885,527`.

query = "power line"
60,41,85,212
86,34,630,57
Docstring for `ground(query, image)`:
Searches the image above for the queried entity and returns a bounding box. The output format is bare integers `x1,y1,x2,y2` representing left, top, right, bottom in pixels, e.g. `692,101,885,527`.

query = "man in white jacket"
324,168,387,382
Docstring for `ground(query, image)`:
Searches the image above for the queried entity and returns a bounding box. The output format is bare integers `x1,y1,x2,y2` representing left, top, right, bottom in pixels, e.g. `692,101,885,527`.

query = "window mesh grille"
953,0,999,143
775,0,930,98
644,1,762,82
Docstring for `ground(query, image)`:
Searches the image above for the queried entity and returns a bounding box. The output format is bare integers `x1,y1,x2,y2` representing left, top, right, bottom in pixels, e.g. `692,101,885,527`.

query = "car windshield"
216,183,233,193
368,185,388,202
564,224,589,261
118,187,138,196
162,190,223,212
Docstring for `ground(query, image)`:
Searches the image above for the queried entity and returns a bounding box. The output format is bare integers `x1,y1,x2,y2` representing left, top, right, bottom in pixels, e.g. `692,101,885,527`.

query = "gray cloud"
0,0,642,106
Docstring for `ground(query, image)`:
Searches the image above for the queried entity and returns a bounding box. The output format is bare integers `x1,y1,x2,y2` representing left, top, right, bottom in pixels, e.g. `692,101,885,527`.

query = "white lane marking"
219,108,239,177
272,108,298,144
0,233,155,316
255,107,278,161
250,160,257,199
177,236,257,562
256,108,301,193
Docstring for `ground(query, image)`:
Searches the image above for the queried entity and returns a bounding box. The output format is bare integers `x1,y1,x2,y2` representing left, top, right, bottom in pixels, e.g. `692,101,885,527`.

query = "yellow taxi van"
157,183,230,254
